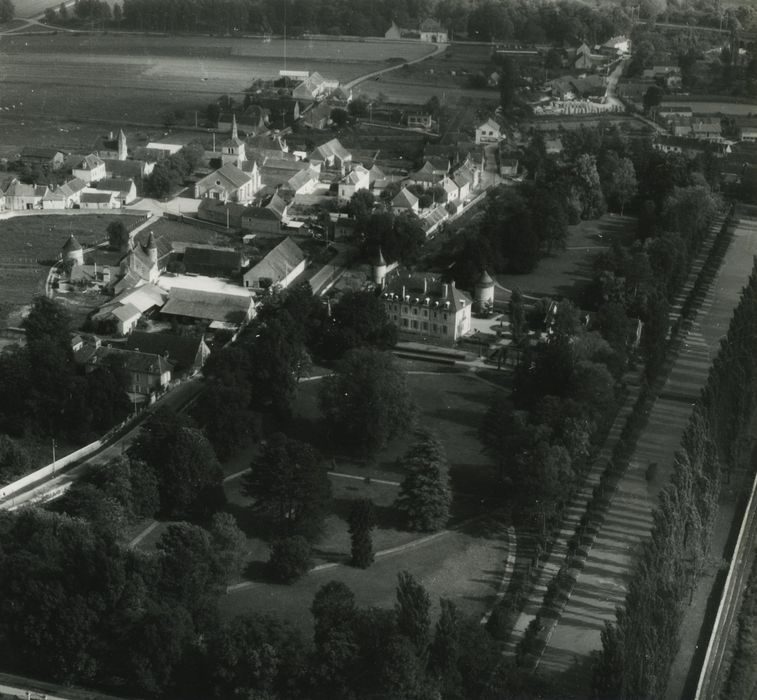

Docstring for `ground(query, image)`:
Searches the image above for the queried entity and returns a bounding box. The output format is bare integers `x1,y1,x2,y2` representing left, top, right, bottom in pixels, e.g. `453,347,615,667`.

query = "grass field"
495,213,636,299
0,34,433,133
136,368,508,632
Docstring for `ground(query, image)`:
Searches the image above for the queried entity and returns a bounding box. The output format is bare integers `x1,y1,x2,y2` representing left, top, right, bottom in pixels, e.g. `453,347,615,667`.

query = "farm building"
243,237,306,291
42,178,87,209
160,287,255,327
419,18,448,43
183,246,245,278
88,345,173,400
21,147,66,171
300,101,333,129
2,180,48,210
198,199,247,228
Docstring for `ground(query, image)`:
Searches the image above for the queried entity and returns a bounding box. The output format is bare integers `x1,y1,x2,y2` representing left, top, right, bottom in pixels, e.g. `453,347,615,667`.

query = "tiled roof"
161,287,253,323
81,191,114,204
112,303,142,322
392,188,419,208
95,178,135,194
75,154,105,170
311,138,351,162
246,237,305,284
125,331,207,370
93,345,173,375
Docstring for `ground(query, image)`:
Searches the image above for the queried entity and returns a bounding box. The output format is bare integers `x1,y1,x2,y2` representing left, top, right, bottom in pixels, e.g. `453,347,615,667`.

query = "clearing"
495,214,636,299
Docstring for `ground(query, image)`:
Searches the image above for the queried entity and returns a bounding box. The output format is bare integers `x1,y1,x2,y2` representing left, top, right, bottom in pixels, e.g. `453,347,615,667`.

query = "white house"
338,165,370,200
95,178,138,206
80,190,119,209
72,154,107,184
475,118,502,145
392,187,420,215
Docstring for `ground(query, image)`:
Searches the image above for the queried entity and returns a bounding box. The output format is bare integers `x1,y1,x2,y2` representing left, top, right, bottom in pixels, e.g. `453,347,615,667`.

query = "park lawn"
220,511,511,636
495,213,636,300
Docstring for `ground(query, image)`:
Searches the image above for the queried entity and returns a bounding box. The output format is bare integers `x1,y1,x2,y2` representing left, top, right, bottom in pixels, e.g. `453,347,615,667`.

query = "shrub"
268,536,313,584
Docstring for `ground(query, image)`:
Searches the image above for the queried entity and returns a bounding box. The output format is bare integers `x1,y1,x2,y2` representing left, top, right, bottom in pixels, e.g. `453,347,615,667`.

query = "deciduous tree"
347,499,376,568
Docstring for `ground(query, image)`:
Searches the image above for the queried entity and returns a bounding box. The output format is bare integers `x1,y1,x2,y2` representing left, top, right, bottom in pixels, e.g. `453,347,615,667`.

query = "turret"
61,234,84,266
474,270,494,312
372,246,387,287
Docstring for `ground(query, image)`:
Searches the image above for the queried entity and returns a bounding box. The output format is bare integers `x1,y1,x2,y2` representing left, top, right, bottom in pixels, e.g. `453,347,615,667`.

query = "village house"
3,181,49,210
452,171,472,200
599,35,631,56
691,118,723,141
248,96,302,130
475,118,502,145
95,178,138,206
309,138,352,174
392,187,420,215
407,113,433,129
300,101,333,130
736,118,757,142
125,331,210,377
500,158,519,177
378,272,472,344
243,237,306,291
41,178,87,209
419,18,448,43
292,71,330,101
79,190,118,209
338,165,370,200
659,105,693,120
102,157,155,182
72,154,107,184
93,345,173,400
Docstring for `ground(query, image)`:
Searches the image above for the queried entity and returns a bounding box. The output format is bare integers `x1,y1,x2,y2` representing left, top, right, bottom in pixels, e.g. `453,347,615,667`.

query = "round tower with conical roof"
372,247,387,287
474,270,494,312
61,234,84,266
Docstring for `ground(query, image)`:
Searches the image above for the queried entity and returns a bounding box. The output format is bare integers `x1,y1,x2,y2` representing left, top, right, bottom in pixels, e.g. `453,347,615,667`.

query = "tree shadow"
332,496,405,531
224,501,279,542
243,559,271,583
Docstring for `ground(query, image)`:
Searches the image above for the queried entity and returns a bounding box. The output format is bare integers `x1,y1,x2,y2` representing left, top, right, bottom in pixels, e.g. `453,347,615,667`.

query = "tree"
192,380,252,461
112,2,122,23
319,348,415,457
0,435,31,482
244,433,331,541
348,499,376,568
430,599,462,697
58,1,68,20
572,154,606,220
319,290,397,361
248,311,310,415
610,157,637,215
268,536,312,583
499,57,517,113
107,219,129,251
310,581,359,694
330,107,348,127
395,429,451,532
209,512,248,580
395,571,431,656
0,0,14,22
643,85,663,115
130,408,224,518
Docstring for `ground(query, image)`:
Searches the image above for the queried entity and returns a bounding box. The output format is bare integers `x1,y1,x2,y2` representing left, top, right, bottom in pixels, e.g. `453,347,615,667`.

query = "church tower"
117,129,127,161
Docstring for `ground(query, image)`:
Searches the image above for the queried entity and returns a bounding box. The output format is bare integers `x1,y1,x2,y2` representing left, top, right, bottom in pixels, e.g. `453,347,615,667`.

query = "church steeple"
117,129,127,161
231,113,239,142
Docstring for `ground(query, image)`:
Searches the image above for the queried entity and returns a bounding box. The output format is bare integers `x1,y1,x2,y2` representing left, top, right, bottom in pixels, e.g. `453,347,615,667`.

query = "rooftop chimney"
443,283,449,297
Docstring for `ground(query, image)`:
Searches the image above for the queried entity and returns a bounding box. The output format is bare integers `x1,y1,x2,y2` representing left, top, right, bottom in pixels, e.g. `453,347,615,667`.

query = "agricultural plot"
0,34,432,128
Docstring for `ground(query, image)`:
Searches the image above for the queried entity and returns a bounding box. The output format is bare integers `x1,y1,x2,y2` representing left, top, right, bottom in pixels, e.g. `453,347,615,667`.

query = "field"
0,33,433,146
0,213,140,326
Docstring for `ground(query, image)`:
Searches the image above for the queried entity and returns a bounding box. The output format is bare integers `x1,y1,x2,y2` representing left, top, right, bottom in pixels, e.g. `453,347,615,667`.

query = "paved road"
0,379,202,511
537,212,757,690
